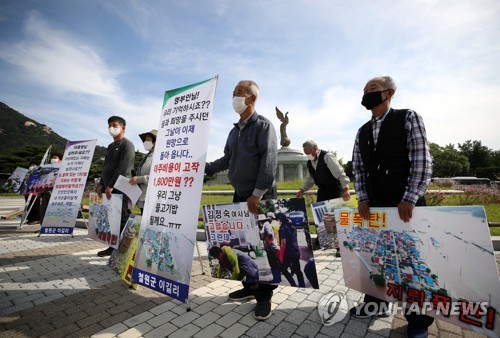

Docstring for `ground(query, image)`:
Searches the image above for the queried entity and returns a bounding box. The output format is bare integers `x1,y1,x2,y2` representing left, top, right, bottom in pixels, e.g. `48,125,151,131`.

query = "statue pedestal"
277,147,307,182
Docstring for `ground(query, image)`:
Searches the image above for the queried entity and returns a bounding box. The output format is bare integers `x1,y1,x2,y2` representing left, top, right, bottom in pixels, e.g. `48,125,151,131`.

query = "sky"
1,0,499,164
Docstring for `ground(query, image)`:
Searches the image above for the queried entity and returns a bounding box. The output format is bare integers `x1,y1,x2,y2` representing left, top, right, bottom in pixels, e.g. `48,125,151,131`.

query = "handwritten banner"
41,139,96,235
132,76,218,302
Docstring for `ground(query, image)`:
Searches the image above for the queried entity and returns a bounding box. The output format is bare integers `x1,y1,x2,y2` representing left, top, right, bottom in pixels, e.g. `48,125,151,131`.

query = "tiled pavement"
0,196,495,337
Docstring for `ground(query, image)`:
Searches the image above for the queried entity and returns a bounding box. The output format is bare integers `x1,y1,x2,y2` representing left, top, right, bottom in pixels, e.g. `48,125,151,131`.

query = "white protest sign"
40,139,96,235
132,76,218,302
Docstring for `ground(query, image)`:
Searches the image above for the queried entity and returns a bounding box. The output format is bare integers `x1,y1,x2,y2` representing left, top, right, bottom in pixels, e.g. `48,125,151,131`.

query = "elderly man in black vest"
351,76,433,338
296,140,350,202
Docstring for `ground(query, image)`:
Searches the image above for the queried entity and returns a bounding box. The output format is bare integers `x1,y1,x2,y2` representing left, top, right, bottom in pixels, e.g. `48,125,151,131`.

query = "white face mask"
108,127,121,137
232,96,248,115
143,141,154,151
307,154,315,161
29,166,36,171
51,158,60,164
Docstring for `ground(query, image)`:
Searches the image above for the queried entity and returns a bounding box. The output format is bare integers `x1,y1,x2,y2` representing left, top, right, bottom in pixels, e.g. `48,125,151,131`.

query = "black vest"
358,109,412,207
307,150,342,201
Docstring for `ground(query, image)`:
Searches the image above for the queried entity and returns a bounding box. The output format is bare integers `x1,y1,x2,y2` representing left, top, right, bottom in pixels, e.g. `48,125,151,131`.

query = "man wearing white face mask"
97,116,135,257
205,80,278,321
296,140,350,202
129,129,156,214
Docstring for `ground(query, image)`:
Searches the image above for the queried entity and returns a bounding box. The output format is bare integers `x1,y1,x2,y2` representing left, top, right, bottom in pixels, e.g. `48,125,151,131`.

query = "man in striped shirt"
350,76,433,338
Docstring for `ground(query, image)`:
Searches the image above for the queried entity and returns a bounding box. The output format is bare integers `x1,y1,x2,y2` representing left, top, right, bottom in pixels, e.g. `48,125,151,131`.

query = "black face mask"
361,90,388,110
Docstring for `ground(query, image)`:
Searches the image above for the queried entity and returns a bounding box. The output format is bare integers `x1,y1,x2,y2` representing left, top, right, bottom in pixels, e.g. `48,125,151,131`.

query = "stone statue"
275,107,291,147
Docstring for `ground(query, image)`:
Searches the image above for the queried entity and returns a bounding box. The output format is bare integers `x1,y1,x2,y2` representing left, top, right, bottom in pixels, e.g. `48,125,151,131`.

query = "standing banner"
40,139,97,235
88,192,122,248
132,76,218,302
1,167,29,193
335,206,499,337
311,197,357,250
203,198,319,289
109,214,141,289
21,164,60,194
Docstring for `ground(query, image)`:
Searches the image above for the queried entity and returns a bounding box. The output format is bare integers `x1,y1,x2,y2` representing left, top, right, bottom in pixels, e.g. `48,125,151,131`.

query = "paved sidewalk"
0,197,494,337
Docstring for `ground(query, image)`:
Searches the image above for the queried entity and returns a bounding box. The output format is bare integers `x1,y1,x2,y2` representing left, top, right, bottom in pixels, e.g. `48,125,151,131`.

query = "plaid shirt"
352,108,433,205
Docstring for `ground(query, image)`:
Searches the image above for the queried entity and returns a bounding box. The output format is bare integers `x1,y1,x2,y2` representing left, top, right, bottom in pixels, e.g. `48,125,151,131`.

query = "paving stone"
295,321,322,337
142,322,178,338
214,310,242,328
270,320,298,337
193,323,225,338
91,322,129,338
218,322,249,338
117,322,154,338
192,311,221,328
123,311,156,328
168,323,201,338
244,321,275,338
344,317,369,336
170,310,200,328
146,310,177,328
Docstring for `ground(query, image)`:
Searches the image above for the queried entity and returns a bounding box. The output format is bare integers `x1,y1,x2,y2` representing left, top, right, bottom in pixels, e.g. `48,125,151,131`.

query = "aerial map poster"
202,198,319,289
335,206,499,337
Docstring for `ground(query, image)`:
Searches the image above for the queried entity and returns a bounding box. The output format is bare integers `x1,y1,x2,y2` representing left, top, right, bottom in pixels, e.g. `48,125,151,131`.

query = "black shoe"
350,302,391,319
335,249,341,258
228,288,254,301
254,301,272,320
97,247,114,257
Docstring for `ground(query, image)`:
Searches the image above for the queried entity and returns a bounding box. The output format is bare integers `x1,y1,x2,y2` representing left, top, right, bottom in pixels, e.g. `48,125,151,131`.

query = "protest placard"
132,76,218,302
87,192,122,248
109,214,141,289
335,206,499,336
1,167,29,193
40,139,96,235
203,198,319,289
311,196,357,250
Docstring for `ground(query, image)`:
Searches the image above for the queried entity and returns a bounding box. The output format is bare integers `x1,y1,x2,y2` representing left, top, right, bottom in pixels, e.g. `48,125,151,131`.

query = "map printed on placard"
335,206,499,337
87,192,122,248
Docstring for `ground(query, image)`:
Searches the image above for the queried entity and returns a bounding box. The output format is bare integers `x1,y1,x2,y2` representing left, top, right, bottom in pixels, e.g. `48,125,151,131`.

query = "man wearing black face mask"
351,76,434,338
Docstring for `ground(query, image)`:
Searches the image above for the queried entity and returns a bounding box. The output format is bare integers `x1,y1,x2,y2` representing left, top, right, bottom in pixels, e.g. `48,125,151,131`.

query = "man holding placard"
205,80,278,320
351,76,434,338
97,116,135,257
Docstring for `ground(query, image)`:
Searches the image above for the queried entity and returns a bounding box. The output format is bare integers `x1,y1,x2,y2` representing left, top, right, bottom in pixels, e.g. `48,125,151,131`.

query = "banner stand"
19,193,34,228
194,241,205,275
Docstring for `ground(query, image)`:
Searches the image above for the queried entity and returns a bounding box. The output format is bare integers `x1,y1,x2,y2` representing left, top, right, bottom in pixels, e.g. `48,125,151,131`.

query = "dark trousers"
113,190,130,234
40,192,51,222
25,194,41,222
233,187,278,302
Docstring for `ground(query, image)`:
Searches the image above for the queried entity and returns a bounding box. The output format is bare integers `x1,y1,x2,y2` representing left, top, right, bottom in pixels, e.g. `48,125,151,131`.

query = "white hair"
302,140,318,150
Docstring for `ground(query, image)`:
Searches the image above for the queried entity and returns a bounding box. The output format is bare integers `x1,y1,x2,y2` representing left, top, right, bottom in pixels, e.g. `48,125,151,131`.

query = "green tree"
430,143,469,177
458,140,492,174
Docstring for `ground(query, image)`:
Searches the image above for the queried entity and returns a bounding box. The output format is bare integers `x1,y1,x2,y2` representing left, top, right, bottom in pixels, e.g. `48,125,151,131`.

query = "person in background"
129,129,157,215
40,153,62,222
296,140,350,256
205,80,278,320
296,140,350,202
97,116,135,257
350,75,433,338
